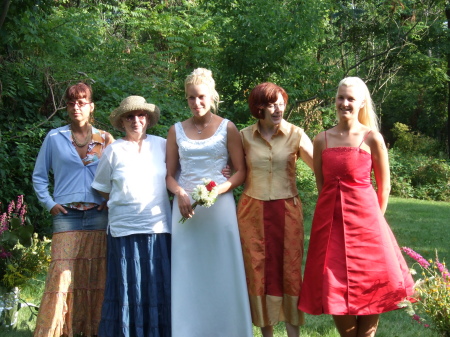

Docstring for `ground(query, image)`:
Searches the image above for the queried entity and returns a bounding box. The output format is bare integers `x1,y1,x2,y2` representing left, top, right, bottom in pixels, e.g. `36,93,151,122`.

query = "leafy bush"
0,196,51,291
391,122,444,158
411,161,450,187
389,149,450,202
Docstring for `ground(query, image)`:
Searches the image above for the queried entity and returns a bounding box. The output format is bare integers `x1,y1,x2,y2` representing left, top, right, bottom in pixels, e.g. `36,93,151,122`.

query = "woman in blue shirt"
33,82,113,337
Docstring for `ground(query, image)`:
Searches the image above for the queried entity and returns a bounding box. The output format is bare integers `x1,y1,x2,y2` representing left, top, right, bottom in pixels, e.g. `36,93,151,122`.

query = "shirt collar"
251,119,288,138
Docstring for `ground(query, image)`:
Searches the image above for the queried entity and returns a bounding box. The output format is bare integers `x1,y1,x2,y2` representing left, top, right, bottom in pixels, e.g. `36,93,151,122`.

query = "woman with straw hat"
92,95,172,337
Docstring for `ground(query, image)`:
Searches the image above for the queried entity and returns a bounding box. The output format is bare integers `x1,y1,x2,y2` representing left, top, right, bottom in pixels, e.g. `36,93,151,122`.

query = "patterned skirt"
34,230,107,337
237,194,305,327
98,233,171,337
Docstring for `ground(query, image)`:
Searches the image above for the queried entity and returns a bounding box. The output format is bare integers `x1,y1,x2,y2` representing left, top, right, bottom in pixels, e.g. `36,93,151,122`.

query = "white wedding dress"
171,119,253,337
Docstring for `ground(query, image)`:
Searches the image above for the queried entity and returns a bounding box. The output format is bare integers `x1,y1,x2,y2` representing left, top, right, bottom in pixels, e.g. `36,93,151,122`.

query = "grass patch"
1,197,448,336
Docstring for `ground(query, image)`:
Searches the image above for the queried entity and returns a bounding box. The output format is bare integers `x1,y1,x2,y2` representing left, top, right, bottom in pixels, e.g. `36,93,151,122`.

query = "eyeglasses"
67,101,91,108
266,103,285,110
124,113,147,121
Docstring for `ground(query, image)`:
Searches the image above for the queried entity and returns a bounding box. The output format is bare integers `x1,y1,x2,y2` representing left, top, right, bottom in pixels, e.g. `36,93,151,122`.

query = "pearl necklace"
71,126,92,147
192,113,213,134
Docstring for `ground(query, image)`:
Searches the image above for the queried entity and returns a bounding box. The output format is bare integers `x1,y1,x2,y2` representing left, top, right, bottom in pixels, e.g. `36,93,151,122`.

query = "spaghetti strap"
324,131,328,149
358,130,372,148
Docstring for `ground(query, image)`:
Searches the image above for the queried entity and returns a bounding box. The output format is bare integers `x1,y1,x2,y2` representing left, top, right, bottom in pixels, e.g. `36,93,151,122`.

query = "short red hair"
248,82,288,119
64,82,93,102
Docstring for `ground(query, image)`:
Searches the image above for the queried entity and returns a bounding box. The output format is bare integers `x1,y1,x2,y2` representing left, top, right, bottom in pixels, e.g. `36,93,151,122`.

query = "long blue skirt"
98,233,171,337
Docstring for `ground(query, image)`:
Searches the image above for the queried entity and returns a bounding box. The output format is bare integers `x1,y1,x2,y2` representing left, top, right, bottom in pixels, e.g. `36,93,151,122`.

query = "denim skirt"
52,207,108,233
98,233,171,337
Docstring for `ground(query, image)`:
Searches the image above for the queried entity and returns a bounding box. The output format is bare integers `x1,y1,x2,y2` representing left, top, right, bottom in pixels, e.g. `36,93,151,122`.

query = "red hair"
248,82,288,119
64,82,93,102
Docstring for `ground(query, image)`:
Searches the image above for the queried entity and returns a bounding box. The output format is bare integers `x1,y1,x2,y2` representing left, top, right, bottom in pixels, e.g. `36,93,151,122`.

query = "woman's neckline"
324,146,371,155
179,119,227,141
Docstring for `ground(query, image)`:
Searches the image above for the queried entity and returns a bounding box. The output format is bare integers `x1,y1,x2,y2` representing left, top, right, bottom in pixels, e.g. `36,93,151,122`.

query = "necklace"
192,113,213,134
71,126,92,147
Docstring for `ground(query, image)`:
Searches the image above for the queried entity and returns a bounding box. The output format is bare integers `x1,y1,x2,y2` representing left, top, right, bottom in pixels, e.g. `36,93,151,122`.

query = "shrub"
391,122,444,158
389,149,450,202
0,196,51,291
411,161,450,187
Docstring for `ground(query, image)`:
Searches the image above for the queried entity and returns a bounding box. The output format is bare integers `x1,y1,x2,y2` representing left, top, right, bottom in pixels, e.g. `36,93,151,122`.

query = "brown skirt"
237,194,305,327
34,230,107,337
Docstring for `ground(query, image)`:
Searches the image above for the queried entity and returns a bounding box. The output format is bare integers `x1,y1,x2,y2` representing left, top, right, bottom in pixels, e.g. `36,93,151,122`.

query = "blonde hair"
184,68,220,112
336,77,379,131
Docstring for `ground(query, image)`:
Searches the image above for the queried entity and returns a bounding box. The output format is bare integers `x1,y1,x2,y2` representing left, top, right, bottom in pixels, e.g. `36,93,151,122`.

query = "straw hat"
109,96,160,132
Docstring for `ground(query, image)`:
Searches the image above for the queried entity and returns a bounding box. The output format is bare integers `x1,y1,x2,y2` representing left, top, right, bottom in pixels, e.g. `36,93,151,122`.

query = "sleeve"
32,132,56,211
91,146,114,193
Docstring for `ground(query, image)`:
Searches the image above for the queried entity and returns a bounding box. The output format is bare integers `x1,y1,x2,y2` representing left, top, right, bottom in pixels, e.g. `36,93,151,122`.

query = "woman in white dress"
166,68,253,337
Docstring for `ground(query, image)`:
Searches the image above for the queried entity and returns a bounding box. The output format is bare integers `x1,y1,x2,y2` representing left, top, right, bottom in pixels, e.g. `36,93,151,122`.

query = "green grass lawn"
1,197,448,336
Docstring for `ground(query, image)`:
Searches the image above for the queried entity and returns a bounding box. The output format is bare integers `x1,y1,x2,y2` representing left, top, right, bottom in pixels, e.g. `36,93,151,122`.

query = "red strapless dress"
298,146,414,315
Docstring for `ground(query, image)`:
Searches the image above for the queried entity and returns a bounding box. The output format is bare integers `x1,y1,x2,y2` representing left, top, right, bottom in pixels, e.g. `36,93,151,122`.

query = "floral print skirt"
34,230,107,337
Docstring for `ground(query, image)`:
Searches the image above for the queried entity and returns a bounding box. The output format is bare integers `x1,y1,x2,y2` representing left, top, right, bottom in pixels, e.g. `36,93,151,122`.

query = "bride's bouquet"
179,179,219,224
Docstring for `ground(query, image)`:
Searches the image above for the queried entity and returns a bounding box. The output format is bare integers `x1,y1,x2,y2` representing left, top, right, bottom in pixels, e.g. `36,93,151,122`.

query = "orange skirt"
237,194,305,327
34,230,107,337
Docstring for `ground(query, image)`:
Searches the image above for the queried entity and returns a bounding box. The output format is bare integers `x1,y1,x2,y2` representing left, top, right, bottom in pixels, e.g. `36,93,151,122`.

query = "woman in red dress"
299,77,414,337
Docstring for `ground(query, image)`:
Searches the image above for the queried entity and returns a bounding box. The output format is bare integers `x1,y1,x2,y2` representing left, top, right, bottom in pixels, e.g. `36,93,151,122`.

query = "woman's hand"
221,165,232,179
176,189,194,219
97,201,108,211
50,204,67,216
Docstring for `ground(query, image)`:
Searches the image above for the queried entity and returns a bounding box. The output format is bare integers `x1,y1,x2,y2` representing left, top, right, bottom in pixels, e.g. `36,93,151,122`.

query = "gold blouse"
240,119,305,201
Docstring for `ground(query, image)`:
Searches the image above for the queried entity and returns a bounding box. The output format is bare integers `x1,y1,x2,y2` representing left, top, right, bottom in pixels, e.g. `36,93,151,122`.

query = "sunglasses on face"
124,113,147,121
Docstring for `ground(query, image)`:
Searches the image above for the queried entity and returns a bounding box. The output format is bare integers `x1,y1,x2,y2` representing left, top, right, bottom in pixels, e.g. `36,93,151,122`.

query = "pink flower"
434,257,450,280
7,200,14,218
16,195,23,213
402,247,430,269
19,204,27,224
0,213,7,234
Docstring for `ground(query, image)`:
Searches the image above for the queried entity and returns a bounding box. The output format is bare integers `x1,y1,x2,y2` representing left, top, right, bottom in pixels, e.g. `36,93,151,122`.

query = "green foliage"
389,149,450,201
0,196,51,291
391,122,444,157
1,233,51,292
296,161,317,217
388,122,450,201
205,0,331,121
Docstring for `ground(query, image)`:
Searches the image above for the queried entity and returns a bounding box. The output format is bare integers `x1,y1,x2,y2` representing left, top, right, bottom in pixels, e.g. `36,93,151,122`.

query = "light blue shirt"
32,125,105,211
